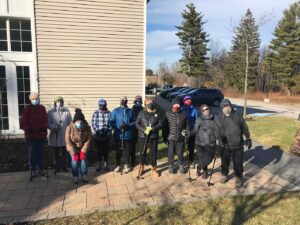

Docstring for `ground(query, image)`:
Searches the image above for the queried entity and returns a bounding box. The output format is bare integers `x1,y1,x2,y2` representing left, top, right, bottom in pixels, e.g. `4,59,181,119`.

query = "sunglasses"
99,104,106,106
202,108,209,112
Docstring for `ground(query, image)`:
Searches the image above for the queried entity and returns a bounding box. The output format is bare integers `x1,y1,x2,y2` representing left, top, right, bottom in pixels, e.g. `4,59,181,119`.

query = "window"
0,66,9,130
10,19,32,52
0,18,7,51
16,66,31,121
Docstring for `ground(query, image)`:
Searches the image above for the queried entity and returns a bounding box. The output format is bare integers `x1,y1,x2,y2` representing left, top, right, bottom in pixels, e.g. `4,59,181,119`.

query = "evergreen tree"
268,1,300,94
176,3,209,86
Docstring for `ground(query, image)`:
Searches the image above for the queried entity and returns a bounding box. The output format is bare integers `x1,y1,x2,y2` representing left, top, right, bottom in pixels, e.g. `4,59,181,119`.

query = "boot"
136,164,144,177
195,164,201,177
151,166,159,177
179,165,185,174
235,177,243,188
220,175,229,184
168,165,175,174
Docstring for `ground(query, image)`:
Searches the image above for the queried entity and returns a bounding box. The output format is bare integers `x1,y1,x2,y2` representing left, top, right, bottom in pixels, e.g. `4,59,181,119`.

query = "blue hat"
183,95,191,102
98,98,107,105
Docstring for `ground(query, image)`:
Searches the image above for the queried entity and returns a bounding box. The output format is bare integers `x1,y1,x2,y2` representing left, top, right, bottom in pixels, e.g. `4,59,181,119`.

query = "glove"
120,124,128,131
73,153,80,162
80,151,86,161
216,139,220,146
144,126,153,136
246,138,252,150
181,130,190,137
28,128,34,134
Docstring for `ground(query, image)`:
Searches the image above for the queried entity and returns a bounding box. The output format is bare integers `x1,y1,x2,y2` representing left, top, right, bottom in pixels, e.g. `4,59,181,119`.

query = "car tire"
212,98,221,107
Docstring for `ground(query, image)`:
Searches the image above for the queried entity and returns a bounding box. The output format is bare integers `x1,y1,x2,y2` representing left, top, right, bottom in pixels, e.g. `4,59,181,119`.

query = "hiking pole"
182,130,194,182
136,134,149,180
207,147,219,186
120,128,125,175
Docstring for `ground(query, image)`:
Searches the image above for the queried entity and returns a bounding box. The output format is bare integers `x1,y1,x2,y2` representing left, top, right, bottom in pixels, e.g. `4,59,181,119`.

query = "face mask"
31,99,40,106
99,104,107,110
222,107,232,116
121,100,128,107
184,99,192,106
56,102,62,108
146,103,154,110
135,101,142,106
172,104,180,112
75,121,83,129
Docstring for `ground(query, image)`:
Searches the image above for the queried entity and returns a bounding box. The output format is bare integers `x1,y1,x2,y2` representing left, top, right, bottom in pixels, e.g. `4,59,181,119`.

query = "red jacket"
21,104,48,139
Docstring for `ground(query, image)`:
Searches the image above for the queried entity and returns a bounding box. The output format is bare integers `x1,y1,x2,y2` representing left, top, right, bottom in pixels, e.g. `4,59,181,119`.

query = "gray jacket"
48,107,72,146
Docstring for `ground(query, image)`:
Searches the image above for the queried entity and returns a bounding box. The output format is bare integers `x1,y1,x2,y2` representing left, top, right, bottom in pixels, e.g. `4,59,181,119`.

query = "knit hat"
183,95,191,102
98,98,107,105
120,96,128,101
172,98,180,105
220,99,232,109
73,108,85,122
134,95,142,102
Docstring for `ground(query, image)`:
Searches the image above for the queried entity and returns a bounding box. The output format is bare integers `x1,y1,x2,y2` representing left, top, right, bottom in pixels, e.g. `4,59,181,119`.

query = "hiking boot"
202,170,208,179
195,164,201,177
124,164,130,173
151,166,159,177
220,175,229,184
136,164,144,177
168,165,175,174
82,175,88,183
73,176,79,184
179,165,185,174
235,177,243,188
114,165,121,173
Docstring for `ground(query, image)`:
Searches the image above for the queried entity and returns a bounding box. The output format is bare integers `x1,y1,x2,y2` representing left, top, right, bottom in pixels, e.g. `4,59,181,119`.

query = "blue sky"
146,0,297,71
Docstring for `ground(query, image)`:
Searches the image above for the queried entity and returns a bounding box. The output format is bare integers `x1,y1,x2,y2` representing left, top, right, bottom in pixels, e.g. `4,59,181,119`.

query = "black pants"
221,147,244,178
94,138,110,163
138,137,158,167
188,136,195,162
53,146,67,170
131,138,138,167
196,145,215,171
168,141,184,166
116,139,132,166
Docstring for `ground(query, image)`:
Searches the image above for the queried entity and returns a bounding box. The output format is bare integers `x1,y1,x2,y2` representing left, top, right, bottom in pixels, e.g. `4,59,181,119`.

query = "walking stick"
136,134,149,180
207,155,217,186
182,130,194,182
120,128,125,175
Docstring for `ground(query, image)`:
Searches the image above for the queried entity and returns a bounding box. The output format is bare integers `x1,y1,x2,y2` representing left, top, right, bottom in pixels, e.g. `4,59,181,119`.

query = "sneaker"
82,175,88,183
73,177,79,184
235,177,243,188
220,175,229,184
179,165,185,174
168,165,175,174
202,170,208,179
124,164,130,173
114,165,121,173
195,164,201,177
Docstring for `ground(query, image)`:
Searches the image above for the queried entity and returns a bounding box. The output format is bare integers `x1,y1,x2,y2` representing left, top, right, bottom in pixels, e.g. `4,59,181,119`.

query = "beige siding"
35,0,145,121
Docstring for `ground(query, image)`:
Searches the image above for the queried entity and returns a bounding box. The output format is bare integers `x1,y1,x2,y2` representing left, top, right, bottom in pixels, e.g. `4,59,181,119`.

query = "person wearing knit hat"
182,95,198,168
65,108,92,184
162,98,190,174
48,96,72,173
215,99,252,188
92,98,112,172
110,96,135,173
131,95,144,168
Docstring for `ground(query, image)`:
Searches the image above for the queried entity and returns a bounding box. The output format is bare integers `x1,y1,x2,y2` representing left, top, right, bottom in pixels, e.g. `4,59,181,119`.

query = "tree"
225,9,261,117
157,62,175,85
176,3,210,86
268,1,300,95
146,69,154,76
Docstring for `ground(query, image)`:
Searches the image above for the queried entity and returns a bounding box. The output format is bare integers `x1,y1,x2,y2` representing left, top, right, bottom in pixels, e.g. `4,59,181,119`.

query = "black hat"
73,108,85,122
172,98,180,105
220,99,232,109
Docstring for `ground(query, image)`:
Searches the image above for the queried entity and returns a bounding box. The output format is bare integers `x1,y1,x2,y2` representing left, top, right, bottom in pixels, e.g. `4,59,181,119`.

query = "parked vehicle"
167,88,197,101
176,88,224,106
145,84,161,94
159,86,186,98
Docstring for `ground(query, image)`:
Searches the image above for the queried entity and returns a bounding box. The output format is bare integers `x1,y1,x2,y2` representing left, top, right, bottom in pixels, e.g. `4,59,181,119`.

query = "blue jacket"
182,105,198,130
110,106,135,140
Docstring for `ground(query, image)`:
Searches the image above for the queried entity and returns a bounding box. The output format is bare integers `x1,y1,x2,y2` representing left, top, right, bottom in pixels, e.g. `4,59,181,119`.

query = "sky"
146,0,298,71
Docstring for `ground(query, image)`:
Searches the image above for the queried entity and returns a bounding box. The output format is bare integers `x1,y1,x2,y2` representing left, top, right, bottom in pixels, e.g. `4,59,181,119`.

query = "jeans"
138,138,158,166
70,154,88,177
27,138,45,171
168,141,184,166
221,147,244,178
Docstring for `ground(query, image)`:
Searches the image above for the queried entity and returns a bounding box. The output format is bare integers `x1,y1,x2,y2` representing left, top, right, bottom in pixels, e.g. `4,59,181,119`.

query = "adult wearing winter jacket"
215,99,252,188
66,108,92,184
131,95,144,168
48,96,72,173
182,95,198,167
162,99,189,174
110,96,135,173
92,98,112,172
21,92,48,176
192,104,218,179
135,98,162,177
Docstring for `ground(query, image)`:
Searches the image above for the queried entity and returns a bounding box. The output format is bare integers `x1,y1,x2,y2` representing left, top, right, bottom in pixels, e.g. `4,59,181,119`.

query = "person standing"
92,98,112,172
48,96,72,173
215,99,252,188
162,99,189,174
182,95,198,168
131,95,144,168
135,98,162,177
21,92,48,176
110,96,135,173
66,108,92,184
192,104,217,179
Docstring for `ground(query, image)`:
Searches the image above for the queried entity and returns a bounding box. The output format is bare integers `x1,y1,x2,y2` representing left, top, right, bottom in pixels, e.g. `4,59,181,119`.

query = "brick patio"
0,158,299,224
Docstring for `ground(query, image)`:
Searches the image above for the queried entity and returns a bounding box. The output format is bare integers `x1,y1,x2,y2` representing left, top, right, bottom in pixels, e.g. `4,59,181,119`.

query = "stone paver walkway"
0,160,299,224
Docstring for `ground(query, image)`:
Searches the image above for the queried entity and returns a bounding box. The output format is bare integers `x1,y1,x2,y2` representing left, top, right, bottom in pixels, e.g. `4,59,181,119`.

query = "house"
0,0,148,135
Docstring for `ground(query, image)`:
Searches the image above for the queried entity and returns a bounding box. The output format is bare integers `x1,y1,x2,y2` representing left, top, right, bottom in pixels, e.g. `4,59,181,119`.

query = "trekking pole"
207,148,218,186
136,134,149,180
120,128,125,175
182,130,194,182
54,129,59,175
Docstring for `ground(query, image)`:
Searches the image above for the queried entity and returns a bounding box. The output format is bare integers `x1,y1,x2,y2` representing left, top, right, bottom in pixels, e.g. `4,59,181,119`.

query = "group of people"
21,92,251,187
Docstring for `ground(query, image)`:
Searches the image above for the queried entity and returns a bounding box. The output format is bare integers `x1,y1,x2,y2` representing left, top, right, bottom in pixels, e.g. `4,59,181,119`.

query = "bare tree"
158,62,175,85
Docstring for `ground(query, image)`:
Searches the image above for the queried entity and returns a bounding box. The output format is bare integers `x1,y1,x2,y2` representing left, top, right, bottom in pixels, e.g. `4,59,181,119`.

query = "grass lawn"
32,191,300,225
247,116,300,153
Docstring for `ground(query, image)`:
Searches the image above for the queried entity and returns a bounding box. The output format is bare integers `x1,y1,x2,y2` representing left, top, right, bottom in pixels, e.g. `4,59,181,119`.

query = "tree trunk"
243,43,249,118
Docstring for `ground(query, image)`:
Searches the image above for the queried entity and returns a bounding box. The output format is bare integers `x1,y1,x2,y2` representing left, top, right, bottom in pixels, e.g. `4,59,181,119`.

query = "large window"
0,18,32,52
17,66,31,121
0,66,9,130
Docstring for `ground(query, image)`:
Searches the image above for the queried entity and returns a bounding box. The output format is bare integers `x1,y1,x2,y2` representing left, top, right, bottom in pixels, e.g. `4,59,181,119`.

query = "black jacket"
135,109,162,139
162,110,189,142
132,105,144,138
192,114,217,147
215,110,250,149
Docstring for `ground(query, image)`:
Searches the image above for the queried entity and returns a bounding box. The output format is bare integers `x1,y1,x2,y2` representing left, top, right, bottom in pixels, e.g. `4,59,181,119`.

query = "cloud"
147,30,179,51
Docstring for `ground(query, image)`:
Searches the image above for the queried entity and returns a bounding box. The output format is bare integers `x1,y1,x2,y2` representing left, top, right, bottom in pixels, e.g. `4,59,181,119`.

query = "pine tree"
176,3,209,86
225,9,261,91
268,1,300,94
